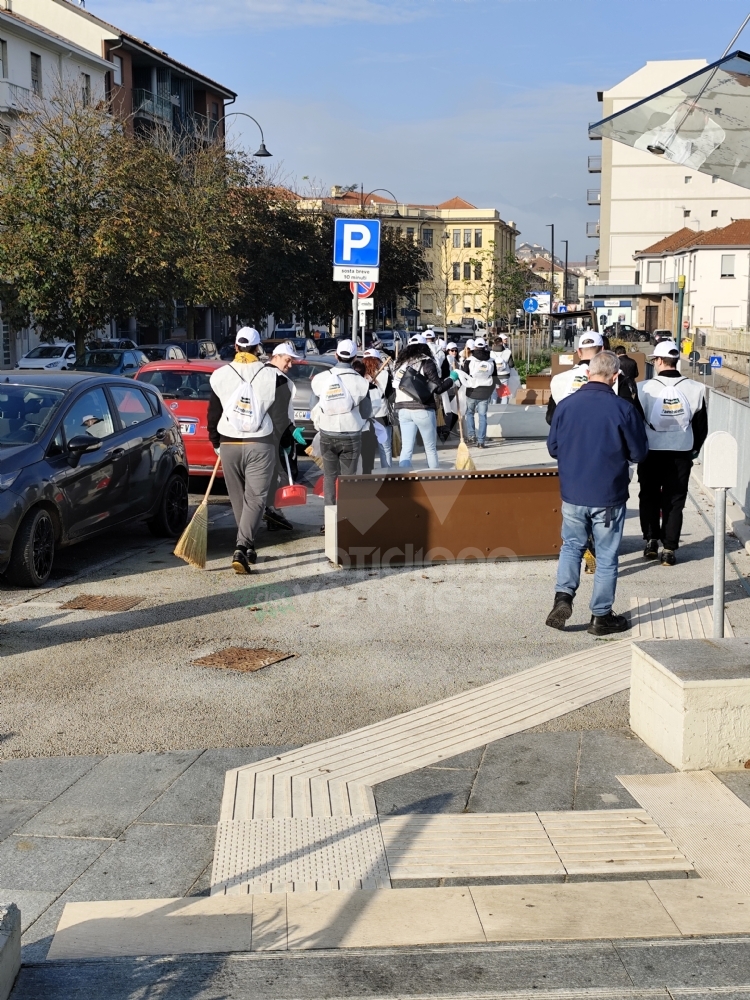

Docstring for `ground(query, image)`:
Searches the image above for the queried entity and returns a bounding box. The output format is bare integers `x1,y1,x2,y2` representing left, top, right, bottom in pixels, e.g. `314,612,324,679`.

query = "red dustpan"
274,452,307,508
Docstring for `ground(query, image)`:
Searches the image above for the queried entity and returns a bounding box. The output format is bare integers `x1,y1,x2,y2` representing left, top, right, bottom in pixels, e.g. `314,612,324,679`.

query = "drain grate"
193,647,294,673
60,595,143,612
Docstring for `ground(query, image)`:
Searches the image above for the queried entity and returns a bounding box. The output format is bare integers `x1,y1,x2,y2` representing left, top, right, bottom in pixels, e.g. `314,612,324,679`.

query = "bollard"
703,431,738,638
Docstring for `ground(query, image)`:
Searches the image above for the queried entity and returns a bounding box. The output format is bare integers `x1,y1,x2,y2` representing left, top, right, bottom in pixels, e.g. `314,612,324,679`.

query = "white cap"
235,327,261,347
272,343,301,358
363,348,383,359
474,337,487,348
649,340,680,360
336,339,357,359
500,333,509,341
436,339,446,349
446,342,458,350
465,339,476,350
578,332,604,349
424,330,436,340
409,334,427,345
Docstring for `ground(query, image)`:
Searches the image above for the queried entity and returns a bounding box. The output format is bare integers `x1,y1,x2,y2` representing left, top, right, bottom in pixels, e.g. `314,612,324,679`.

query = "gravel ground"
0,436,748,758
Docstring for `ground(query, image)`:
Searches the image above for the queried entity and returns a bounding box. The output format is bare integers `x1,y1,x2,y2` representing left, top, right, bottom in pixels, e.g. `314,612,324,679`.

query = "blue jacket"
547,380,649,507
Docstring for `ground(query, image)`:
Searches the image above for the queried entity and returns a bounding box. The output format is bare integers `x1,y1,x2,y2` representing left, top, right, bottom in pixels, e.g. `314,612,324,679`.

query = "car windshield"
287,363,331,383
138,369,213,399
25,346,66,359
141,348,164,362
80,351,123,369
0,386,64,445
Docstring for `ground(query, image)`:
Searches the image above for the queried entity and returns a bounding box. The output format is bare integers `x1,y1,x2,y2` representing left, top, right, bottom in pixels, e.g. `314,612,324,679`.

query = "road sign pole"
352,286,359,348
714,487,727,638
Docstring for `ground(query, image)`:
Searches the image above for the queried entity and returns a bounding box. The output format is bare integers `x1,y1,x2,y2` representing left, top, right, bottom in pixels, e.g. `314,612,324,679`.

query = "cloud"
92,0,427,30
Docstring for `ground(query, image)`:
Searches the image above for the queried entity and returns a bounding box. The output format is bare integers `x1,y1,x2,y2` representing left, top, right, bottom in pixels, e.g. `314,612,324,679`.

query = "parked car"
0,373,188,586
285,357,335,442
651,328,674,345
135,360,224,477
262,337,319,357
140,344,188,362
86,338,138,351
72,349,149,377
604,324,648,342
165,339,218,360
16,343,77,371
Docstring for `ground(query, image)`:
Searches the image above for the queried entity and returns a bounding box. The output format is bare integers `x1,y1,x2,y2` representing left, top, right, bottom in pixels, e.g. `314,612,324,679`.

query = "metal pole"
713,486,727,638
676,274,686,354
548,224,555,346
352,287,359,348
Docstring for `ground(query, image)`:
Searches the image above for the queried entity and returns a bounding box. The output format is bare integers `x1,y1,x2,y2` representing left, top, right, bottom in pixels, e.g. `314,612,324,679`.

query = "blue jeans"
377,421,392,468
398,408,439,469
555,503,626,617
465,396,489,443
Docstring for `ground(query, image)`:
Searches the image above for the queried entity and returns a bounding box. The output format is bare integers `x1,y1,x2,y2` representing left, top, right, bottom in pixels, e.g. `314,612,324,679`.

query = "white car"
17,343,77,371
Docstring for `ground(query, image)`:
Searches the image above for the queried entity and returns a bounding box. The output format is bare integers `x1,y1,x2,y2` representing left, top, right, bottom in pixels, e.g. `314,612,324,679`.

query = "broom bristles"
455,440,476,471
174,500,209,569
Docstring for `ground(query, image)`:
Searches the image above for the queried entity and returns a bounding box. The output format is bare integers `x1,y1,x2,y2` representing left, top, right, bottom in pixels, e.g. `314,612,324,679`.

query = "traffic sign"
357,298,374,311
523,297,538,313
334,265,379,282
557,304,568,313
350,281,375,298
333,219,380,267
710,355,723,369
689,350,701,362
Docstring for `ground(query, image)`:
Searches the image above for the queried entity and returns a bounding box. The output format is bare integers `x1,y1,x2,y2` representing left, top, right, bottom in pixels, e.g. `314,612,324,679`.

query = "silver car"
287,357,334,443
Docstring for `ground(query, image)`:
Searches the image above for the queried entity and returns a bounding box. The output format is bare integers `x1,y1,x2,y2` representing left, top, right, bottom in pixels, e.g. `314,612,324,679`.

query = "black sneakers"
264,506,294,531
231,546,257,574
545,592,573,630
587,612,630,636
643,539,659,559
661,548,676,566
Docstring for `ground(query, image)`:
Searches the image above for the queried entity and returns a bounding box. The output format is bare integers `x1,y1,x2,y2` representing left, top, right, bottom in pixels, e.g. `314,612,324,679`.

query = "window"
211,101,219,120
463,294,472,313
683,209,691,218
474,263,482,280
62,388,115,443
463,262,471,280
424,261,433,279
712,174,719,183
422,294,434,314
646,261,662,283
452,262,460,281
0,40,7,80
452,229,460,248
110,386,153,427
721,254,735,278
711,209,719,218
474,229,482,248
138,368,214,399
422,229,433,248
81,73,91,106
111,54,123,87
684,176,692,184
463,229,471,248
406,227,414,240
30,53,41,96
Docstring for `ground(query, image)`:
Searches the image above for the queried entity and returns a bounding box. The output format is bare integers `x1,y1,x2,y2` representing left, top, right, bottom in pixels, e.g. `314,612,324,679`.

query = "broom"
454,392,476,472
174,454,222,569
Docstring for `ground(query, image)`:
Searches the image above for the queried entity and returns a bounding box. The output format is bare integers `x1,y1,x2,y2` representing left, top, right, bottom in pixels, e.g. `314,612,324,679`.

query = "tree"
494,252,541,331
374,226,428,330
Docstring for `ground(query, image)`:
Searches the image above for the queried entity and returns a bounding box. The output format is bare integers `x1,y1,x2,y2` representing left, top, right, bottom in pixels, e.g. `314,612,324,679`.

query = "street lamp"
547,223,555,345
220,112,272,157
361,187,401,217
560,239,569,309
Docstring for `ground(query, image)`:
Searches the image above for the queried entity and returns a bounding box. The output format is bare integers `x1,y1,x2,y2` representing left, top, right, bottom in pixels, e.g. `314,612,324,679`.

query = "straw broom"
174,454,221,569
454,391,476,472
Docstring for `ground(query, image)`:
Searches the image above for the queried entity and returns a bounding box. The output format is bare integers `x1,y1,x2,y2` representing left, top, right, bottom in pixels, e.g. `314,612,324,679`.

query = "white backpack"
320,371,354,415
648,377,693,433
225,365,268,434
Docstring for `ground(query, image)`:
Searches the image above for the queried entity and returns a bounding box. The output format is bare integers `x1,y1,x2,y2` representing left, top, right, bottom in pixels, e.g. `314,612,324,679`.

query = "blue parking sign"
333,219,381,267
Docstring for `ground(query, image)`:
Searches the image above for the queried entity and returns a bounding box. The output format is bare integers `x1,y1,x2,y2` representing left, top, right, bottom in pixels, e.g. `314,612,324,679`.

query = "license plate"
294,410,311,420
179,422,197,435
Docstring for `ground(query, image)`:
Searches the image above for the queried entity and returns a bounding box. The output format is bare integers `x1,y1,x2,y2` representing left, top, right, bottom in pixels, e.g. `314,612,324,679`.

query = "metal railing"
588,155,602,172
132,88,172,123
585,254,598,268
586,221,600,237
587,188,601,205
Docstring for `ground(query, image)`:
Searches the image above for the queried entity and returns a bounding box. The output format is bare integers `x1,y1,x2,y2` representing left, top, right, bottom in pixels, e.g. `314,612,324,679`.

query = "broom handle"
284,449,293,486
457,389,466,444
203,454,222,503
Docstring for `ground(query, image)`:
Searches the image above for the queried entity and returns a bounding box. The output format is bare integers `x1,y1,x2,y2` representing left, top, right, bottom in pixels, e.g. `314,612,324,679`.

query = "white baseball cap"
409,334,427,345
446,342,458,351
474,337,487,348
649,340,680,360
424,330,436,340
363,348,383,359
235,327,261,347
272,343,301,358
465,339,476,350
336,339,357,359
578,332,604,348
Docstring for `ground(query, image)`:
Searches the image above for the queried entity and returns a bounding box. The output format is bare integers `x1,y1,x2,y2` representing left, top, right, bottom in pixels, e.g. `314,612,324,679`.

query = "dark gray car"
286,358,334,443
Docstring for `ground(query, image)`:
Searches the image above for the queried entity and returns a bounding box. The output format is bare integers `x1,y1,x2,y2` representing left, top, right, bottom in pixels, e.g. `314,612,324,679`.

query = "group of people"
545,333,707,636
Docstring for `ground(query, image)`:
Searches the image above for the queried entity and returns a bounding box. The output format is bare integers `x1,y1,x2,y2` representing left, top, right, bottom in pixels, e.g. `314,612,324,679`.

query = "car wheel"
148,473,189,538
6,507,56,587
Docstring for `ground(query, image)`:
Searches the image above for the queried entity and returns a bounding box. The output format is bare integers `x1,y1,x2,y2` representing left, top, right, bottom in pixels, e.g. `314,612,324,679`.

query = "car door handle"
155,428,166,440
107,447,125,459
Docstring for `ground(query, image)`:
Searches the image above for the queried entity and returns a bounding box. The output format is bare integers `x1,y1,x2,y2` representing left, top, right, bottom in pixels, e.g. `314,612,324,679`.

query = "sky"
92,0,750,258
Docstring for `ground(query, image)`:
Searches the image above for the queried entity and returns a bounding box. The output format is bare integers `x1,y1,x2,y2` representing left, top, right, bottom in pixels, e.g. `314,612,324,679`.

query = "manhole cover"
193,647,294,673
60,595,143,612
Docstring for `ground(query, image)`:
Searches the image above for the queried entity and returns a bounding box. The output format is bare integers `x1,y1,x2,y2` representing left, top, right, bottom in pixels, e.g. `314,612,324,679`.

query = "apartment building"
304,188,518,328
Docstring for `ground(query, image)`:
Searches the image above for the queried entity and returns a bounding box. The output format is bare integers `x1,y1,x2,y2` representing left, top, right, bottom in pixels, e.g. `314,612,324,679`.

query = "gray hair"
588,350,619,379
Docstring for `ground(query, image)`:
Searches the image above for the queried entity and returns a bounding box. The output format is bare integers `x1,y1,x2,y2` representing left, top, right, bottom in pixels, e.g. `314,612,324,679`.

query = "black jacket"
461,348,498,401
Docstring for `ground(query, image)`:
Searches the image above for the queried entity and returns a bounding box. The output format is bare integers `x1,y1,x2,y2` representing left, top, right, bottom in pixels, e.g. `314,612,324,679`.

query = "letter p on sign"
333,218,381,267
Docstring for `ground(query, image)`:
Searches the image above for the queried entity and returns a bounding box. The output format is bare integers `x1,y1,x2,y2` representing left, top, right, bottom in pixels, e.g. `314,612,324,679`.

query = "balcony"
0,81,32,113
588,155,602,172
588,124,602,140
132,88,172,123
585,254,598,268
587,188,601,206
586,221,600,238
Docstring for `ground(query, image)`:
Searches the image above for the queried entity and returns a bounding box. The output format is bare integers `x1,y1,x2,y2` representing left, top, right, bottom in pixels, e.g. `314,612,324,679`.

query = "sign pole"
714,486,726,638
352,286,359,348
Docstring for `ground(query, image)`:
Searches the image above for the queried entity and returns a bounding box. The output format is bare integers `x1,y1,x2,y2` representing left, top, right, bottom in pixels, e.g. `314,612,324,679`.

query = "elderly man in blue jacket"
546,350,649,636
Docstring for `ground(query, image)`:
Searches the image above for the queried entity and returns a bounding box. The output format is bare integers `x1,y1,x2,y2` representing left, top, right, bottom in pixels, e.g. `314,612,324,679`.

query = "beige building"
305,189,518,329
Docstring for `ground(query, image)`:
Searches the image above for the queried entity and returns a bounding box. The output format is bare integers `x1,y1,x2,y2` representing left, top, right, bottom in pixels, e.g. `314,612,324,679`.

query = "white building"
589,59,750,334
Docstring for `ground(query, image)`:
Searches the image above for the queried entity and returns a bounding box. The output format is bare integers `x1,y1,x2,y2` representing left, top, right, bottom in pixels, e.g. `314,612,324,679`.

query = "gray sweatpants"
220,440,277,550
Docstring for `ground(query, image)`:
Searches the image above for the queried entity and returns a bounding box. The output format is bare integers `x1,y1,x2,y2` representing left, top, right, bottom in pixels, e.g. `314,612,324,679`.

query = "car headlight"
0,470,19,490
45,361,60,368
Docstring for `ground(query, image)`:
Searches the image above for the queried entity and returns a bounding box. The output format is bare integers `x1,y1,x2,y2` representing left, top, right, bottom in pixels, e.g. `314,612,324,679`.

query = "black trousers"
637,450,693,551
320,431,361,506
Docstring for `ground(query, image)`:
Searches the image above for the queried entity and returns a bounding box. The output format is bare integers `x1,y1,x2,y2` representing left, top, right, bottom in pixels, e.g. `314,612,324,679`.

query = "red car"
135,360,226,477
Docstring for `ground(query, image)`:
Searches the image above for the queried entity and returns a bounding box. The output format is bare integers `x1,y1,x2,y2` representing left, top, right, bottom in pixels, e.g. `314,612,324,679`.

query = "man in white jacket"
207,327,294,573
310,339,371,506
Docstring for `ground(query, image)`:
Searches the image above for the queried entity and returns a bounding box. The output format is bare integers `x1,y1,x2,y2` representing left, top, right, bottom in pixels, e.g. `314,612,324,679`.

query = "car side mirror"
124,363,135,370
67,435,101,467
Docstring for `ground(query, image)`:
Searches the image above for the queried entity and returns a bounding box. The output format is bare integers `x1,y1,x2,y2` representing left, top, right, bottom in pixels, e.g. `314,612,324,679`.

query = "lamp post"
547,223,555,344
361,187,401,217
219,112,272,157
